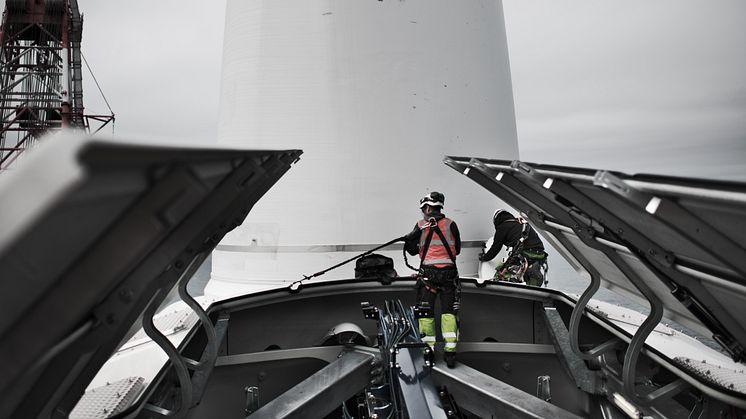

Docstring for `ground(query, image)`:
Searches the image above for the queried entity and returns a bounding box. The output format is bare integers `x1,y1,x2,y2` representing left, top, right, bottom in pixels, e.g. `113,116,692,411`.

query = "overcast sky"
503,1,746,180
80,1,746,181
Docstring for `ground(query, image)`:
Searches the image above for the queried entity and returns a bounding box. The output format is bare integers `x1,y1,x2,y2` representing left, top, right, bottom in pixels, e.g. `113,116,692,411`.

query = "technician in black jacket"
479,209,548,286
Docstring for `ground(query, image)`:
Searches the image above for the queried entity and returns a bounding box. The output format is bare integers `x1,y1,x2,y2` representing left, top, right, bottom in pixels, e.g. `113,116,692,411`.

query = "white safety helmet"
419,191,445,209
493,208,510,220
493,208,515,224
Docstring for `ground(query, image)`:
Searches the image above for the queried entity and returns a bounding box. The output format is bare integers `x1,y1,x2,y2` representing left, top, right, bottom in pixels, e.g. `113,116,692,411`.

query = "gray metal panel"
674,357,746,395
0,136,301,418
69,377,144,419
432,362,582,419
248,350,373,419
445,156,746,361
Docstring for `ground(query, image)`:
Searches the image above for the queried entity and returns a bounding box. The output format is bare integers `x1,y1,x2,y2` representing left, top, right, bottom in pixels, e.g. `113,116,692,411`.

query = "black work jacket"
482,219,544,262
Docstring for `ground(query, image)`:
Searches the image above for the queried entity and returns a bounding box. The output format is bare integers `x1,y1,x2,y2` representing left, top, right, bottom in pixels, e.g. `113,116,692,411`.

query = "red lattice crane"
0,0,112,171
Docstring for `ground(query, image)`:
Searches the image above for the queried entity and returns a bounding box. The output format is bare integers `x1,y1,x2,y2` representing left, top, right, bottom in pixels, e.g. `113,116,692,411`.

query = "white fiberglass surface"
213,0,518,288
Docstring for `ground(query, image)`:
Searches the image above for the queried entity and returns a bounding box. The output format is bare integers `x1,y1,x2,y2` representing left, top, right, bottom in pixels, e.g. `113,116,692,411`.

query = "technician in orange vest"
404,191,461,368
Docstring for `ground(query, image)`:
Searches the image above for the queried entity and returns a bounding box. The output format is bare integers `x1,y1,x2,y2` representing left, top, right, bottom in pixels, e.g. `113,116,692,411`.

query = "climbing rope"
289,236,406,291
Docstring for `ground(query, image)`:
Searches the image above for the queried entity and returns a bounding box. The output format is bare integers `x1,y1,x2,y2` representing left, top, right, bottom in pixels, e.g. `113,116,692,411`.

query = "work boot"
444,352,456,369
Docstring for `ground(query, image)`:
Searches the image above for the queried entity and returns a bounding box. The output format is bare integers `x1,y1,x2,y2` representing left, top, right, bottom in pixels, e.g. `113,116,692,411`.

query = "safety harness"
417,218,457,265
497,218,547,284
415,217,458,294
404,217,455,271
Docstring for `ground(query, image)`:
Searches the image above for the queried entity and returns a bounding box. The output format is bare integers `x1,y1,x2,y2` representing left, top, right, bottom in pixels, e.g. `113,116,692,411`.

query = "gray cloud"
503,1,746,180
79,1,226,143
76,1,745,180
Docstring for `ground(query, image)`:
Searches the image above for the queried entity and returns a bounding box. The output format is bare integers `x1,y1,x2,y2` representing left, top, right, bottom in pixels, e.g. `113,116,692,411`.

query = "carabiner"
420,217,438,230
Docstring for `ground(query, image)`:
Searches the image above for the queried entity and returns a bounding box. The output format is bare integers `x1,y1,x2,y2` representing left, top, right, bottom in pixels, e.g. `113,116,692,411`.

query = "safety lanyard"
508,222,530,258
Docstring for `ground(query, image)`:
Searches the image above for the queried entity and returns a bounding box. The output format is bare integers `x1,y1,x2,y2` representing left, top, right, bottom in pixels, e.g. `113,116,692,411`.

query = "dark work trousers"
416,265,460,352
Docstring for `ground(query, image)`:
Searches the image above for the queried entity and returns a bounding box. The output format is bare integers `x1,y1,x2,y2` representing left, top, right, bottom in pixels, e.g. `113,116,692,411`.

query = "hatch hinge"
141,254,226,416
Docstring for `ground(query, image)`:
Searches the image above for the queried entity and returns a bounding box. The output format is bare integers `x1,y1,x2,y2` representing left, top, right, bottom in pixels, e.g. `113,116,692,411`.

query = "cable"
290,236,405,290
81,52,113,115
402,247,419,271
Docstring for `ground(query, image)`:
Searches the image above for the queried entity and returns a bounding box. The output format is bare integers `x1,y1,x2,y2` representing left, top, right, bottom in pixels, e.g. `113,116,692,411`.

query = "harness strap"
508,221,531,259
419,225,436,270
433,223,457,265
424,283,439,293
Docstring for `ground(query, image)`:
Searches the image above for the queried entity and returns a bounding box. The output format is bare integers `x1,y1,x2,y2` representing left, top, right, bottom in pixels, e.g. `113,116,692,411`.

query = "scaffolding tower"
0,0,111,171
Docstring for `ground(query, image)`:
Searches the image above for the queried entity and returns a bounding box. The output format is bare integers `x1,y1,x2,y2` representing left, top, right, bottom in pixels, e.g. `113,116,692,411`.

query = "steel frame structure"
0,0,111,171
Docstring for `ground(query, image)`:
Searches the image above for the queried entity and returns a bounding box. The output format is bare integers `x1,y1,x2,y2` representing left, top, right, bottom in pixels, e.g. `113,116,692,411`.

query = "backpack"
355,254,398,284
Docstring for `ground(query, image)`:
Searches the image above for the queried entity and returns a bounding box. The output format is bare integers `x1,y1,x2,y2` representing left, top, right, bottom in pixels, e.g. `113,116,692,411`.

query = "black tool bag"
355,253,398,284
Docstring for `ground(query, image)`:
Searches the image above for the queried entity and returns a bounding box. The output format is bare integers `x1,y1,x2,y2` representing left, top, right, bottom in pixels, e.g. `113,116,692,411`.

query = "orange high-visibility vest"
418,217,457,267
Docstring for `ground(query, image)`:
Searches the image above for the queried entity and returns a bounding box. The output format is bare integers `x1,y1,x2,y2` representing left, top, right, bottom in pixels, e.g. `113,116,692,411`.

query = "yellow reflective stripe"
445,342,457,349
421,336,436,342
441,313,458,336
442,332,457,339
